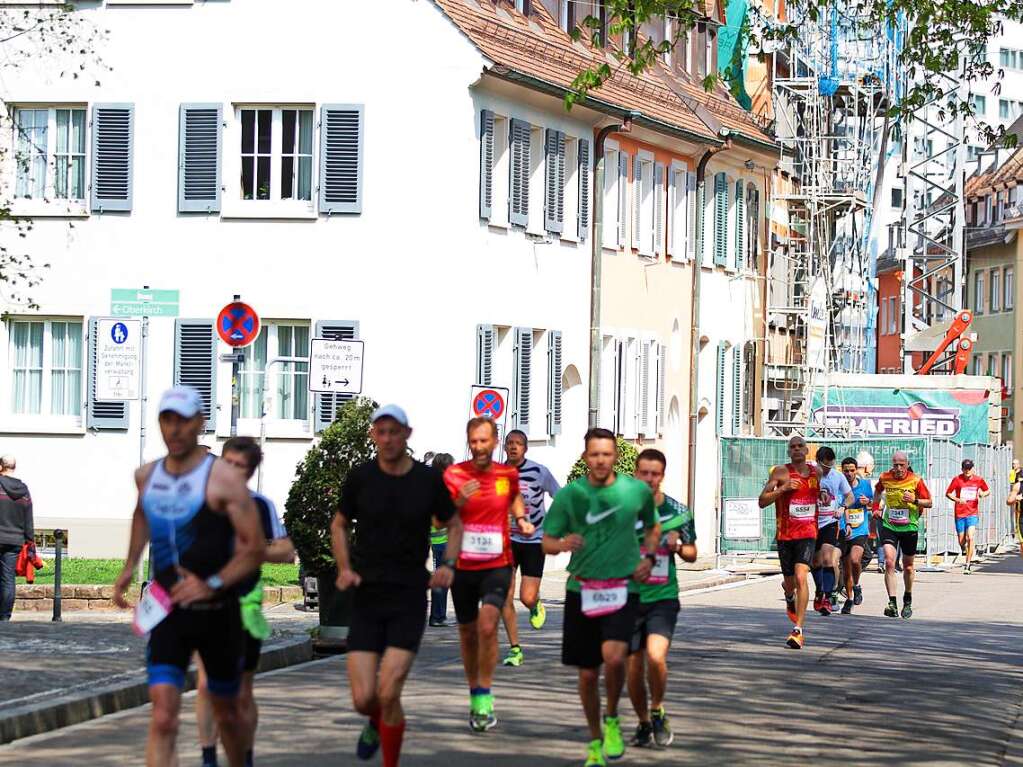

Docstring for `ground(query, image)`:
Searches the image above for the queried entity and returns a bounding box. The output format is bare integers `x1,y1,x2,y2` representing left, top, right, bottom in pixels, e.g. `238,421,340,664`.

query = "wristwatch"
205,574,225,592
442,558,457,569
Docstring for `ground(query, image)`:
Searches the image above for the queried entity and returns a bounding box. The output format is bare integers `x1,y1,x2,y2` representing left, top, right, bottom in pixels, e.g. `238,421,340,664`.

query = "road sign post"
217,297,260,438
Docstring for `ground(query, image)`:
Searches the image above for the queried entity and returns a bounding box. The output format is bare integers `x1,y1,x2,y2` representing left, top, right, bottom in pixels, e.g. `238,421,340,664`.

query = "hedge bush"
565,437,639,484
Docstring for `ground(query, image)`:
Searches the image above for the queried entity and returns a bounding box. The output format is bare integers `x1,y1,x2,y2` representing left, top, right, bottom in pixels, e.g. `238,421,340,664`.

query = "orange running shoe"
785,595,797,623
786,628,804,649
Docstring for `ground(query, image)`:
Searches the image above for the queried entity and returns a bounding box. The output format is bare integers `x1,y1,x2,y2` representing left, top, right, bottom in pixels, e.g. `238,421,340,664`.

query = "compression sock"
889,596,898,608
812,567,823,595
201,746,218,767
822,569,835,594
370,704,381,731
380,719,406,767
903,592,912,604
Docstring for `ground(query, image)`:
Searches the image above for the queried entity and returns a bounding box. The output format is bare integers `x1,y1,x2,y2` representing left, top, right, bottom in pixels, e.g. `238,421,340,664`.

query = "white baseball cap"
371,404,409,427
158,386,205,419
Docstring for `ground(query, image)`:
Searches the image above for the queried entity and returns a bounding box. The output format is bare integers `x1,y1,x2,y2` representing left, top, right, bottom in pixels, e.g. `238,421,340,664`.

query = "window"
1003,353,1013,392
633,153,654,255
14,107,86,202
707,27,717,75
888,296,898,335
972,94,987,114
1000,48,1023,70
975,271,985,315
1006,266,1014,310
559,0,576,32
603,146,620,246
972,356,982,376
991,269,1001,312
8,319,83,417
891,187,904,209
238,322,310,422
694,23,707,80
988,353,998,378
999,99,1023,120
238,107,313,202
880,294,887,336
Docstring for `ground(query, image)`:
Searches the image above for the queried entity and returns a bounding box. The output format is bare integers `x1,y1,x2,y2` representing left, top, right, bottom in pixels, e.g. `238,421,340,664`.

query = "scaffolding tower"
764,2,893,435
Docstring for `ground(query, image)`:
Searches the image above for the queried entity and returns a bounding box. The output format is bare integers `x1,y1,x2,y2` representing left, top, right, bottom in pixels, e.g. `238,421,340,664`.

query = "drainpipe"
687,138,731,519
589,115,636,427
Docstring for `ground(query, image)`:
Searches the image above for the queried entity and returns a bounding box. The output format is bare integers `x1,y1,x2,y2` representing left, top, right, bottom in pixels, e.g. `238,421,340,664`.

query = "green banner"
809,387,989,444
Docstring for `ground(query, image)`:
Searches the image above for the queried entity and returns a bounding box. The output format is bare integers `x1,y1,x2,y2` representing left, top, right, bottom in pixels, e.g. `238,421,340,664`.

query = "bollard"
52,529,64,622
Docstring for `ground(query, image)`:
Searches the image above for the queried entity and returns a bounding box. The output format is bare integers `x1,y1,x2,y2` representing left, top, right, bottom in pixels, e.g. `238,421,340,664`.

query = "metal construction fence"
719,437,1014,564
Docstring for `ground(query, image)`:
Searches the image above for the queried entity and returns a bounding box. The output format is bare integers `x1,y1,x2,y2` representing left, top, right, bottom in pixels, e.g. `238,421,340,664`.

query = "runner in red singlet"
758,435,821,649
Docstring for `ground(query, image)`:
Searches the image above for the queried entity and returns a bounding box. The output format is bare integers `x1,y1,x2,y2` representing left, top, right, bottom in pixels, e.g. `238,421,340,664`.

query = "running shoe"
818,597,832,616
651,707,674,747
469,694,498,733
786,628,804,649
603,716,625,760
964,564,972,576
585,739,607,766
356,721,380,760
853,585,863,605
813,593,823,613
629,722,653,748
529,600,547,629
841,599,853,615
884,602,898,618
502,645,524,667
901,602,913,619
785,595,797,623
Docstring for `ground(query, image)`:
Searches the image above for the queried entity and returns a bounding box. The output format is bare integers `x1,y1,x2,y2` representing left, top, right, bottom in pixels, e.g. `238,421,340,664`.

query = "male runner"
872,451,932,619
627,449,696,750
813,446,853,615
543,428,659,767
758,435,820,649
112,387,264,767
839,456,873,614
500,429,560,667
332,405,461,767
1009,458,1022,546
428,453,455,627
945,459,990,575
444,417,534,732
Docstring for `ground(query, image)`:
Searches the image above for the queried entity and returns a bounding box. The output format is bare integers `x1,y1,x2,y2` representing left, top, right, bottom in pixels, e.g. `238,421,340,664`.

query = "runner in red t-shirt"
759,435,821,649
443,417,533,733
945,459,990,575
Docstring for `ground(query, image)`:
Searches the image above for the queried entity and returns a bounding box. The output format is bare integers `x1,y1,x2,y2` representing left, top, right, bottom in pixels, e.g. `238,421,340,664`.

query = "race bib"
641,546,671,585
960,487,978,502
888,507,910,525
579,578,628,617
462,524,503,561
846,510,865,528
790,503,815,520
132,581,172,637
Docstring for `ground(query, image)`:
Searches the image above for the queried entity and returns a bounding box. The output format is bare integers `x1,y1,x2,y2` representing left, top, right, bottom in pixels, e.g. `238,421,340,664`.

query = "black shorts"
879,526,919,557
511,541,546,579
563,589,640,669
841,535,869,558
243,634,262,673
777,538,815,576
629,599,680,655
147,601,244,696
815,523,839,551
451,566,512,625
347,583,427,654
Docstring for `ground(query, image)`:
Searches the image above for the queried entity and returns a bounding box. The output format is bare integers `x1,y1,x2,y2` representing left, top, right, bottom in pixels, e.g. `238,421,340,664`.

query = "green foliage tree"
283,397,376,578
566,436,640,484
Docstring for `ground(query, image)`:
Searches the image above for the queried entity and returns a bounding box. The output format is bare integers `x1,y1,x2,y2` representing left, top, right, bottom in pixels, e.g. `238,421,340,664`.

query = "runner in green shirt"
626,449,697,750
543,428,659,767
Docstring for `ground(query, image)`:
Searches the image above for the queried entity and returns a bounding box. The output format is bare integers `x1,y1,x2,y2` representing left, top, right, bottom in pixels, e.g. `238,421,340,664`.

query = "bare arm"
330,511,360,590
679,542,698,563
113,467,152,608
758,466,791,509
441,512,463,563
265,537,296,564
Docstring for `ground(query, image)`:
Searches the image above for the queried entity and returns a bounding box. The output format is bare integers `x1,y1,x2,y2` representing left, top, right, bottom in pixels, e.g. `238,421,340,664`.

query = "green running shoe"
603,715,625,760
901,601,913,619
502,645,524,667
356,721,380,760
584,738,606,766
469,693,497,733
529,600,547,629
884,602,898,618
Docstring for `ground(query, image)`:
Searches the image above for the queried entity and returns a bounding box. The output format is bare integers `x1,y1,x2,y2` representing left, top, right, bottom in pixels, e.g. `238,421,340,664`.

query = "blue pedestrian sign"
111,322,129,345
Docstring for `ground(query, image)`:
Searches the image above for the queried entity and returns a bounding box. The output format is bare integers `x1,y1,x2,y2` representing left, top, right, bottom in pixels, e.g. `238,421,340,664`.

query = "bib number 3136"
132,581,172,637
579,578,628,617
462,524,503,561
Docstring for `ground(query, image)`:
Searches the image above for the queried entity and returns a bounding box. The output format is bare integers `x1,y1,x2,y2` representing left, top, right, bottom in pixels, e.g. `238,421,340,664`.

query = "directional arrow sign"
309,339,364,395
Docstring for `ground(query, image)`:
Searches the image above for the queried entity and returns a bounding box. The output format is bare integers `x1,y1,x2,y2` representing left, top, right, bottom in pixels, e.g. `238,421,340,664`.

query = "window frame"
233,320,313,438
10,104,89,217
1006,266,1015,311
636,150,655,256
975,271,985,315
1003,352,1013,393
991,268,1001,312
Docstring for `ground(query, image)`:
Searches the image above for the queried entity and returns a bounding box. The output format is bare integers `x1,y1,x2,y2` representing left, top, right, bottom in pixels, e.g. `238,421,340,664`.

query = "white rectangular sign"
723,498,763,539
96,318,142,401
309,339,364,394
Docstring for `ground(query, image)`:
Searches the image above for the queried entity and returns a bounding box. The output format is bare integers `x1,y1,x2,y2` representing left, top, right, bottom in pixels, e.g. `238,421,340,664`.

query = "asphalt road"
3,555,1022,766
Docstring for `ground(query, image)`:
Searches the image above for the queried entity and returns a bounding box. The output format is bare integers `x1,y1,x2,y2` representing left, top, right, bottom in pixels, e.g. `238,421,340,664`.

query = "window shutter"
639,341,652,433
174,319,217,431
314,320,359,432
657,342,667,434
90,103,134,212
177,104,222,214
687,172,698,262
475,323,495,386
668,168,685,258
319,104,364,214
734,179,745,269
509,119,530,226
732,345,742,434
513,327,532,431
544,129,565,233
713,172,728,266
632,158,642,249
715,342,725,435
617,153,628,247
654,162,665,256
87,318,129,430
578,138,590,241
479,109,495,221
749,187,761,270
547,330,563,435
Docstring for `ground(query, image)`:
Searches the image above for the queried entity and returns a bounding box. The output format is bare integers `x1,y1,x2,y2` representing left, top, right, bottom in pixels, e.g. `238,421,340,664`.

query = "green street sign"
111,288,180,318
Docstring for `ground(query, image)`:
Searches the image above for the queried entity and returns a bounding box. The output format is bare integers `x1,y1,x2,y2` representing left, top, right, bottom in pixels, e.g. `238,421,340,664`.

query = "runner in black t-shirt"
331,405,461,767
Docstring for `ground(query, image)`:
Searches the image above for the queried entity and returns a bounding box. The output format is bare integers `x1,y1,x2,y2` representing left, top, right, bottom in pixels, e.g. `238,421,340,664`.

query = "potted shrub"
566,436,639,483
284,396,376,646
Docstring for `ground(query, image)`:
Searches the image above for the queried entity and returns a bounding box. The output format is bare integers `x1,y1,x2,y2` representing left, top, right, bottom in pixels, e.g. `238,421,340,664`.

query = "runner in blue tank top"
112,386,264,767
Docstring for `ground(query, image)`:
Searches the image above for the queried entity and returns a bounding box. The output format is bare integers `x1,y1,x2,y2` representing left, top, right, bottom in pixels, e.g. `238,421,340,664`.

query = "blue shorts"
955,516,979,535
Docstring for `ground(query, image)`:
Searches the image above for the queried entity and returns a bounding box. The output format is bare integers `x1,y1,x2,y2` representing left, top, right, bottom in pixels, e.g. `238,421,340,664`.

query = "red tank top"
775,463,819,541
